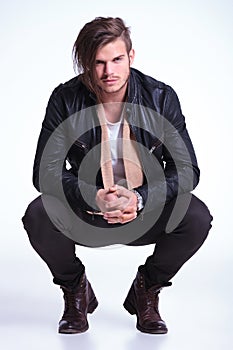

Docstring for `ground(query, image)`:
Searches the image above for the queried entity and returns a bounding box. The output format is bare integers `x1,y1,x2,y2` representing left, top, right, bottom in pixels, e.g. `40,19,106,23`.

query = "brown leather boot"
58,272,98,334
123,271,170,334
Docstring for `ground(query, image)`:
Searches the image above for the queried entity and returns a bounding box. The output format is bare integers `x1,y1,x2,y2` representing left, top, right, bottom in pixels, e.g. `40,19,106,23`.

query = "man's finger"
105,196,130,211
115,186,132,198
122,205,137,213
120,212,137,223
103,210,122,219
106,211,137,224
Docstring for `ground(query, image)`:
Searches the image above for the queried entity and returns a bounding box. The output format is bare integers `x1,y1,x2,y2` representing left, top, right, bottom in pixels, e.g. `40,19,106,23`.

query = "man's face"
95,38,135,97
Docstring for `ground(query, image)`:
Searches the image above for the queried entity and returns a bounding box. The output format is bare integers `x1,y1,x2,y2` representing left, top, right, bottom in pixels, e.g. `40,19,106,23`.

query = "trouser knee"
182,195,213,247
22,195,49,242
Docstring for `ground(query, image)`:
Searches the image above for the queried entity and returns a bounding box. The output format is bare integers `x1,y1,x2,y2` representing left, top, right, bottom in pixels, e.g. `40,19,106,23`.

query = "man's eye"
96,61,104,65
114,57,122,62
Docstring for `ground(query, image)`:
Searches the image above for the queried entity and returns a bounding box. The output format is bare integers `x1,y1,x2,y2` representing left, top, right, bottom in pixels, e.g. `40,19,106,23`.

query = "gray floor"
1,228,232,350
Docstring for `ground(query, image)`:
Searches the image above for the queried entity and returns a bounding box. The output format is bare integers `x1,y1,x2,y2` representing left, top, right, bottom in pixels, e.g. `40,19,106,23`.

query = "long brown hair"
72,17,132,97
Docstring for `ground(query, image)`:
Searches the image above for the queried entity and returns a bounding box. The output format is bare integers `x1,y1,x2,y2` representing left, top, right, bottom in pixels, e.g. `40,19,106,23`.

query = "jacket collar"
127,68,137,103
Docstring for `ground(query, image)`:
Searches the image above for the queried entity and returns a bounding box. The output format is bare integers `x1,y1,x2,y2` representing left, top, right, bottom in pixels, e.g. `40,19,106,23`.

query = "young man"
22,17,213,335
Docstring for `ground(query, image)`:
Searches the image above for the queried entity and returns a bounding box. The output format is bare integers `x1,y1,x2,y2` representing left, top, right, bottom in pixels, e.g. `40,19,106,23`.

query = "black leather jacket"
33,68,200,214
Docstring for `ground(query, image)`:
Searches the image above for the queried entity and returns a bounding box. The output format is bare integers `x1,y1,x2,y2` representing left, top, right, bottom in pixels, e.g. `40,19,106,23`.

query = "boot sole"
59,325,88,334
137,323,168,334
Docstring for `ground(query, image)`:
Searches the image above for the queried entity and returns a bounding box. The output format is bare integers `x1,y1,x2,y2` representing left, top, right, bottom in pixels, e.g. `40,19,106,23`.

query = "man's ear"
129,49,135,66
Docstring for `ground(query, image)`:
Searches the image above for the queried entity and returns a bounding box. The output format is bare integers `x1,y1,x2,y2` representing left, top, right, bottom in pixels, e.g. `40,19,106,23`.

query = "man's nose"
104,62,113,76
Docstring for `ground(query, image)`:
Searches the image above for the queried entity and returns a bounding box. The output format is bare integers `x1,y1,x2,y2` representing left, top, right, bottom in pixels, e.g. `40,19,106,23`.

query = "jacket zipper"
149,140,162,154
74,139,88,151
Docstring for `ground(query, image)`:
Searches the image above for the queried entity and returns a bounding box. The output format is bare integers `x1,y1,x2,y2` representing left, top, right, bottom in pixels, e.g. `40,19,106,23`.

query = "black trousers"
22,193,212,290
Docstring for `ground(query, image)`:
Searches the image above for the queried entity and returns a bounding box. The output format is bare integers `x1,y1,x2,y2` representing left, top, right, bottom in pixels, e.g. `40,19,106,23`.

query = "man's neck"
101,102,125,123
99,85,127,123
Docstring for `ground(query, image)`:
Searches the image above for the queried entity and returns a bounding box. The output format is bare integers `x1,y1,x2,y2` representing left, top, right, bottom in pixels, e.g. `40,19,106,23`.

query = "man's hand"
96,186,126,214
96,185,138,224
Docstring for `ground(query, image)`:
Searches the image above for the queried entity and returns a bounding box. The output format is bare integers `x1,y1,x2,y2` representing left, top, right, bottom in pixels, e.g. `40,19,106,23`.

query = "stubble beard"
102,75,129,95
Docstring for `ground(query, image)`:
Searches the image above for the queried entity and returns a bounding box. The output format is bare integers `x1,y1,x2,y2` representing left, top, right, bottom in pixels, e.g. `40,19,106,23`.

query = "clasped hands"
95,185,138,224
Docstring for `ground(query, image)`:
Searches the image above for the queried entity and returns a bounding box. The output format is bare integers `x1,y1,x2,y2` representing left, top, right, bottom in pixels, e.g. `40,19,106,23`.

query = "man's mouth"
102,77,118,83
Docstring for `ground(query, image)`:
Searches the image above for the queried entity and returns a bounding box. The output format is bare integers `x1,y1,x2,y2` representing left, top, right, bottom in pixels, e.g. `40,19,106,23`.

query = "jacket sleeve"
135,87,200,212
32,88,100,212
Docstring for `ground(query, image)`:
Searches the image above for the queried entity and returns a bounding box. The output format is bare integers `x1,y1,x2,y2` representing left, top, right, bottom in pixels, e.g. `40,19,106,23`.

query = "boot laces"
63,290,81,316
146,288,160,312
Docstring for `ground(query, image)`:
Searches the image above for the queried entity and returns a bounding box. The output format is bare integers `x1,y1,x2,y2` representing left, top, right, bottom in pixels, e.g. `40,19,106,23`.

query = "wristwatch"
131,189,144,211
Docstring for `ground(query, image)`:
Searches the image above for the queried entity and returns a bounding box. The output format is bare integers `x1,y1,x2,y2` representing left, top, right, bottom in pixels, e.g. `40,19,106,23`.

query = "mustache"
101,75,119,80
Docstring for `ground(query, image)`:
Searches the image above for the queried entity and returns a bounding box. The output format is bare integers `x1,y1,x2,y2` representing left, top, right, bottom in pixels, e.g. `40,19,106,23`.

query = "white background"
0,0,232,349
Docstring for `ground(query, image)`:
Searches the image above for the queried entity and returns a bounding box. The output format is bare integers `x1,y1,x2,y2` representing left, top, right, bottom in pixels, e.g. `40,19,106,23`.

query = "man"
22,17,213,335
